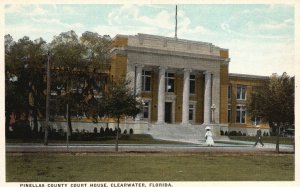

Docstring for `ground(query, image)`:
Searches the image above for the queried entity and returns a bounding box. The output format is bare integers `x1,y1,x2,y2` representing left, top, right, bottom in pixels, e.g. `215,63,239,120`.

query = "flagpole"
175,5,177,39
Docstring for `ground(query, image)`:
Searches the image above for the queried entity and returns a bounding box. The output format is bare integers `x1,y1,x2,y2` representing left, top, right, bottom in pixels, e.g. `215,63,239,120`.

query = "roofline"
112,33,228,51
229,73,269,80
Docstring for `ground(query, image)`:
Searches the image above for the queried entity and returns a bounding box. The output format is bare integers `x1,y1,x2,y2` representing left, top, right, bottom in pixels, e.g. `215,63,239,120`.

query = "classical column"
157,66,166,124
135,64,143,96
182,69,191,125
135,64,143,121
203,71,212,124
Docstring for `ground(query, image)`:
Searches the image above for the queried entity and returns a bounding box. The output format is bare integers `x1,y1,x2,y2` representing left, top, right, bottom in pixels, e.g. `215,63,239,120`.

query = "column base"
181,122,191,126
156,121,165,125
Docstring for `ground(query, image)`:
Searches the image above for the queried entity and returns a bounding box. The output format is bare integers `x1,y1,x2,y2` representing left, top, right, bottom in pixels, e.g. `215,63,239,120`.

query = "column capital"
183,68,192,72
203,71,212,75
158,66,167,70
135,64,144,68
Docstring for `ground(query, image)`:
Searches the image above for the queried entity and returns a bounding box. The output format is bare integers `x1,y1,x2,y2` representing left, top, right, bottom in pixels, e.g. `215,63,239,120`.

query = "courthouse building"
108,33,270,136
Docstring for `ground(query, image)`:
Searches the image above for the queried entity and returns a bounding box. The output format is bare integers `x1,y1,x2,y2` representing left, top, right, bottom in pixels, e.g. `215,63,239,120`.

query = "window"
141,101,149,119
228,84,232,100
251,116,261,126
189,104,194,121
237,85,246,100
236,106,246,123
142,70,151,91
190,75,196,94
165,72,175,92
228,104,232,123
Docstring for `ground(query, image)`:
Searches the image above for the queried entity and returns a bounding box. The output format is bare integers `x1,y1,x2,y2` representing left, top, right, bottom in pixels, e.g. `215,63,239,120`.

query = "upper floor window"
228,84,232,100
237,85,246,100
165,72,175,92
142,70,151,91
190,75,196,94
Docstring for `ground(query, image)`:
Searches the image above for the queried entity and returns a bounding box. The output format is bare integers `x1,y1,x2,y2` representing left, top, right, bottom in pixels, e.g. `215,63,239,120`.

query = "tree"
103,79,141,152
49,30,111,138
247,72,294,152
5,35,47,136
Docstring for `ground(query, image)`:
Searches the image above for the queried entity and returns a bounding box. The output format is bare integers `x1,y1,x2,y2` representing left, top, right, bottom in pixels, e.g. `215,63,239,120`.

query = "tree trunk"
5,111,10,137
33,107,39,135
115,117,120,152
275,125,280,153
68,109,73,135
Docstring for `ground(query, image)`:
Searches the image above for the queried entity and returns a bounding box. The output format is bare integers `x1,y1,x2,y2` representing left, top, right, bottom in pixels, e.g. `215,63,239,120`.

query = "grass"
6,153,294,181
229,136,294,145
6,134,188,145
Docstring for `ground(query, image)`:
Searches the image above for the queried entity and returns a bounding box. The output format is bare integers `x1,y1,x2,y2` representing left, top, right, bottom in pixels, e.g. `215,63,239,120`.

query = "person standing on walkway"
205,126,214,147
253,128,264,147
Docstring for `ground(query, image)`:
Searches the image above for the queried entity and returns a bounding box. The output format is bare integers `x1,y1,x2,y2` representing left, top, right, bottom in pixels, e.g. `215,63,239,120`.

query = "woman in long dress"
205,128,214,146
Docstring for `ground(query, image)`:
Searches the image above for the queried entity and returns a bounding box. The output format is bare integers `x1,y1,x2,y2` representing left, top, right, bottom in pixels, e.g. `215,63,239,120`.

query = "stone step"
147,124,215,142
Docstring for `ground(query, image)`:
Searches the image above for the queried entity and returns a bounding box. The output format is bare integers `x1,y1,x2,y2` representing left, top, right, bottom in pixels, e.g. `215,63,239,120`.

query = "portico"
111,33,230,126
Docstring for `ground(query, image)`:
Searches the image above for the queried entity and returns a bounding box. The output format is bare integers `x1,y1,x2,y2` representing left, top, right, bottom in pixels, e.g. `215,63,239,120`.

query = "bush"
12,121,32,139
123,129,127,135
220,130,224,135
242,133,246,136
104,127,109,136
229,131,237,136
129,128,134,134
100,127,105,136
224,131,228,136
93,127,97,134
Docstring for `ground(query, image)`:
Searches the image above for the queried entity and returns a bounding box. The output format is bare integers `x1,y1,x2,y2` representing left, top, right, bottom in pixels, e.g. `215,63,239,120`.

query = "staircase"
146,123,228,144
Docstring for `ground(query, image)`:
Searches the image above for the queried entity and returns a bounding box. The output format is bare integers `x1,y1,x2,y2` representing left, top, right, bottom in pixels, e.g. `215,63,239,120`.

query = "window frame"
236,85,247,100
142,70,152,92
189,74,196,94
236,105,246,124
165,72,175,93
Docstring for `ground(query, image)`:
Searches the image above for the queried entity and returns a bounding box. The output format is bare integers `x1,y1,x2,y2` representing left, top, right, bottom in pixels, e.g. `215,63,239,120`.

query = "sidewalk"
6,140,294,153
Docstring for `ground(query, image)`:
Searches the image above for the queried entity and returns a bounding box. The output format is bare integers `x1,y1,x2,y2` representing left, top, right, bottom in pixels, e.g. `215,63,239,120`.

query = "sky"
3,3,296,76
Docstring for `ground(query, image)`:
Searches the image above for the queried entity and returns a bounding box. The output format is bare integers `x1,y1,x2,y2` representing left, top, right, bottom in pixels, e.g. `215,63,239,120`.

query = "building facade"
109,33,270,135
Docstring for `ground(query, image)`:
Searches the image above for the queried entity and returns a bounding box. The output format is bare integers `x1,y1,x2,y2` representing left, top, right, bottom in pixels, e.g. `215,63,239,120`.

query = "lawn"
229,136,294,145
6,153,294,181
6,134,186,145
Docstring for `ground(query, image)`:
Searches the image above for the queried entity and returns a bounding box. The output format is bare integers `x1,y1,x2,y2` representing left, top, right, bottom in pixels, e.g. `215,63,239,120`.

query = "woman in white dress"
205,127,214,146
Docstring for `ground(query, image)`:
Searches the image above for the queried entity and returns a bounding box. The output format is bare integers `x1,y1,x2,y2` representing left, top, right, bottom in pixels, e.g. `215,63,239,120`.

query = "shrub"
12,121,32,139
242,133,246,136
129,128,134,134
229,131,237,136
109,128,113,136
93,127,97,134
105,127,109,136
100,127,105,136
224,131,228,136
220,130,224,135
123,129,128,135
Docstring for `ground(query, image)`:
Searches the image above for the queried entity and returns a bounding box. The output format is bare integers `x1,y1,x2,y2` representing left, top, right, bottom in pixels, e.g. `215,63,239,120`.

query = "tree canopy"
247,72,294,152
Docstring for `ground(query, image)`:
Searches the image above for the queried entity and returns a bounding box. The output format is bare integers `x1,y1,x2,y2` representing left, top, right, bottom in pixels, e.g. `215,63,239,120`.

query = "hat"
205,126,211,130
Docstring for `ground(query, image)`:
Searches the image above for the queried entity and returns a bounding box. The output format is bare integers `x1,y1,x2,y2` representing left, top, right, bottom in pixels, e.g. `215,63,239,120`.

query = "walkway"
6,140,294,153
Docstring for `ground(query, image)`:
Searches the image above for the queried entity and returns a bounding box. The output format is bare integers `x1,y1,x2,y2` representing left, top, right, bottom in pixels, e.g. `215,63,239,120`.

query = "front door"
165,102,172,123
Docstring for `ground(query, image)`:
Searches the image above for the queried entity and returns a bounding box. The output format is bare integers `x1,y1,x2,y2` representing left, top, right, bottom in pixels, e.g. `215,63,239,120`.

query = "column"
135,64,143,121
182,69,190,125
135,64,143,96
203,71,212,124
157,66,166,124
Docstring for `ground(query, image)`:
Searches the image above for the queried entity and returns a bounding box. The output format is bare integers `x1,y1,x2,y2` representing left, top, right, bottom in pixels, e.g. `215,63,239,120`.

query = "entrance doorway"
165,102,172,123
